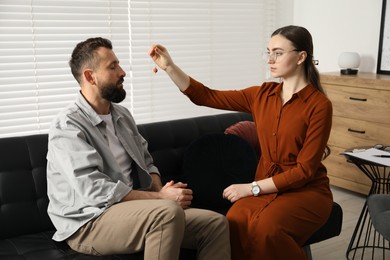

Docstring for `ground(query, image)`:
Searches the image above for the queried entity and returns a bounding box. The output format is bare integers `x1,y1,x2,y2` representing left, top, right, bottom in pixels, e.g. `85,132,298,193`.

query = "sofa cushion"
224,120,261,158
182,133,258,212
0,230,145,260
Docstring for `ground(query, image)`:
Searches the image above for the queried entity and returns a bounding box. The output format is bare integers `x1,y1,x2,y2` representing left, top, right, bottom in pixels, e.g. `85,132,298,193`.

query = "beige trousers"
67,199,231,260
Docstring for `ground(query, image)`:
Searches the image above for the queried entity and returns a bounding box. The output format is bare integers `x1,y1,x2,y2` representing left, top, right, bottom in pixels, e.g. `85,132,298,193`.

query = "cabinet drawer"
325,84,390,124
328,116,390,148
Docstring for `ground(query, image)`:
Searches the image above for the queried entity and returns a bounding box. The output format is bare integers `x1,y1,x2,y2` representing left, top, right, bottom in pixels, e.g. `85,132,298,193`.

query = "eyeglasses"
373,144,390,152
262,49,299,62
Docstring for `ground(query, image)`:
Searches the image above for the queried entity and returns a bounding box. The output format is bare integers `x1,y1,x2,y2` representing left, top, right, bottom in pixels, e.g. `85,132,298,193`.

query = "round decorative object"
338,52,360,75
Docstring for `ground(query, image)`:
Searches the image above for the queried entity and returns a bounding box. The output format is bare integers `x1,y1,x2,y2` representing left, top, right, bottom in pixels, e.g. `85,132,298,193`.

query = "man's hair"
69,37,113,84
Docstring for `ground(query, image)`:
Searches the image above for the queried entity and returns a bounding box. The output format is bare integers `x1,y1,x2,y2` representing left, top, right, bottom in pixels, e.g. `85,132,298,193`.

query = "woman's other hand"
223,183,252,203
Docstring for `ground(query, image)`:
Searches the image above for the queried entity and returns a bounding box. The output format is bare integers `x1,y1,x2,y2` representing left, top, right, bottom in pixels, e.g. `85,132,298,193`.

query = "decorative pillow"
224,121,261,158
182,133,258,213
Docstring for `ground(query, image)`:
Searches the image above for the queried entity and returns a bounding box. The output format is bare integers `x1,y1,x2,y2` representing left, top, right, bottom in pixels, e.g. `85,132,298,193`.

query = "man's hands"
122,176,192,209
159,181,193,209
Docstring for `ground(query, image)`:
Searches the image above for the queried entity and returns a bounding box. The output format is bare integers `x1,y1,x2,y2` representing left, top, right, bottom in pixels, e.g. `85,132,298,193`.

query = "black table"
343,148,390,259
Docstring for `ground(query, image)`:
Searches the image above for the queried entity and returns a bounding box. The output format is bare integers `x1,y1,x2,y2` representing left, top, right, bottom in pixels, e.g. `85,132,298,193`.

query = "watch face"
252,186,260,195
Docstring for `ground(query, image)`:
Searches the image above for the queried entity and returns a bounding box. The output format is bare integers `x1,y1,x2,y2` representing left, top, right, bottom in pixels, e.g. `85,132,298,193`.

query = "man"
46,37,230,259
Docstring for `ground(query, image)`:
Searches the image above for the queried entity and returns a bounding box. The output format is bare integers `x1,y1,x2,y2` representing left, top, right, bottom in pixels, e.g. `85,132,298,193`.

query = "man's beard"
100,79,126,103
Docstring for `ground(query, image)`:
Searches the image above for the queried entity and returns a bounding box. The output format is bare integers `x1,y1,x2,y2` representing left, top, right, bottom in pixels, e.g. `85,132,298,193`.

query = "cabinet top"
320,72,390,90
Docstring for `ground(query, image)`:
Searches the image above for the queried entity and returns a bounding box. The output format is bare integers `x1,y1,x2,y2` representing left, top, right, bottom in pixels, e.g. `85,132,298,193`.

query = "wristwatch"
251,181,261,196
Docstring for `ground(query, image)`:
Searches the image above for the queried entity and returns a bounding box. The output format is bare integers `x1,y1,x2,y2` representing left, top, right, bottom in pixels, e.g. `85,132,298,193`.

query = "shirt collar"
75,91,104,126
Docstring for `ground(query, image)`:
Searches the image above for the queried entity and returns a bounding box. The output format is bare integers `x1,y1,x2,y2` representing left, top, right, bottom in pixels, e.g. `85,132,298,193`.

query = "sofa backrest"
0,134,53,239
0,112,252,238
137,112,252,183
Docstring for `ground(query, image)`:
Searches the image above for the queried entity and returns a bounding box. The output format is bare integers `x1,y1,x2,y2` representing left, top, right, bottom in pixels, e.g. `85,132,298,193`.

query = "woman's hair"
69,37,113,84
271,25,325,94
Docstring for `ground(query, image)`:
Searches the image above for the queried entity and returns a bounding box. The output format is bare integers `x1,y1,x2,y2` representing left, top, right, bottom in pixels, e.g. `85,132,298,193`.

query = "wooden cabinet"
321,72,390,195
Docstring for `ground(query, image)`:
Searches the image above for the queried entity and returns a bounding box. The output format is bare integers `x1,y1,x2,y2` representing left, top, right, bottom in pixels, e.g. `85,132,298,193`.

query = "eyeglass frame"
262,49,319,65
262,49,300,62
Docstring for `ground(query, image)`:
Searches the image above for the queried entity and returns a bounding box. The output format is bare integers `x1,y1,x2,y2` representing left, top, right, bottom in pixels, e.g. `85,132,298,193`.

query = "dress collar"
267,81,317,102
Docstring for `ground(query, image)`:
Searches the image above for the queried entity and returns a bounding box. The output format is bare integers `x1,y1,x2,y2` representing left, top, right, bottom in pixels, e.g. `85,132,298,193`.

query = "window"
0,0,276,138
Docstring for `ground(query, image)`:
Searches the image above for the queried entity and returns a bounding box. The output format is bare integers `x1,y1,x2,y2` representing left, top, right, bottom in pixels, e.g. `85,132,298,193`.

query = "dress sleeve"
183,77,256,113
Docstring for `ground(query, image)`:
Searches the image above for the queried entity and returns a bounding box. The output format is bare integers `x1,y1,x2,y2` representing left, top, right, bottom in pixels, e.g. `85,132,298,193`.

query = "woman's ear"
297,51,307,65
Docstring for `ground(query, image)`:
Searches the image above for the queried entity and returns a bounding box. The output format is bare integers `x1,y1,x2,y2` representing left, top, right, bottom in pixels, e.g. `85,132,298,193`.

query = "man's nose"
119,66,126,77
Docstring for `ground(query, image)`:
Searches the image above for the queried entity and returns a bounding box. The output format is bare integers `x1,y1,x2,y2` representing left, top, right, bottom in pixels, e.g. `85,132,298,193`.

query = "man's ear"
83,69,95,85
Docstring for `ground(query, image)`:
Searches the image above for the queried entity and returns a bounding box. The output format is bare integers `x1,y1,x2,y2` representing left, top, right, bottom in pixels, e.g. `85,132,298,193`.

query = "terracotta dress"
184,78,333,260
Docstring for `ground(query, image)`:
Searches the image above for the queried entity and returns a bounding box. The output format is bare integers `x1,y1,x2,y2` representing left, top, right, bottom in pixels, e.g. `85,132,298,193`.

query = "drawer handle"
348,128,365,134
349,97,367,102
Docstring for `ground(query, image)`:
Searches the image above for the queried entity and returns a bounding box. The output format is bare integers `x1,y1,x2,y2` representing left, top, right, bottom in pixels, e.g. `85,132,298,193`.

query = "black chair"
367,194,390,241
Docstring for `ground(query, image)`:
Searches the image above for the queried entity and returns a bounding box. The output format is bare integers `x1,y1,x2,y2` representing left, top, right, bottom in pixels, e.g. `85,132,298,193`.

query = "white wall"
276,0,294,28
293,0,383,73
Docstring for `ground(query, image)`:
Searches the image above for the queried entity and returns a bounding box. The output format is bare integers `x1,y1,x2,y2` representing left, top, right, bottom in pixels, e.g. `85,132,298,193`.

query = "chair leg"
303,245,312,260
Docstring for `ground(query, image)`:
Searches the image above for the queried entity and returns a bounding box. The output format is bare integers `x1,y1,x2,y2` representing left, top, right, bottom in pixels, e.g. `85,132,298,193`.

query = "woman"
149,25,333,260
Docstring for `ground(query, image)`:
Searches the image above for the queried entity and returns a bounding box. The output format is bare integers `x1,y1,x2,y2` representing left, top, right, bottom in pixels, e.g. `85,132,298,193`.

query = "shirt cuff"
108,181,132,205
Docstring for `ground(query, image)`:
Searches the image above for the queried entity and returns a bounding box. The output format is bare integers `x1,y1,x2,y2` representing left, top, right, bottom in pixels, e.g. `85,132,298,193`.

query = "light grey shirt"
46,92,157,241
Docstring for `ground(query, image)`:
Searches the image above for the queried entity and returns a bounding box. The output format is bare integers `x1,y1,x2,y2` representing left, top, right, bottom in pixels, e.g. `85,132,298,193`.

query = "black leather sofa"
0,112,342,259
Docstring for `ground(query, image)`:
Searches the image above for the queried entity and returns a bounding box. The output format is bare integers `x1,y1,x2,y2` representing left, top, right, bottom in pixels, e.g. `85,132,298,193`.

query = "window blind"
0,0,276,138
0,0,131,138
130,0,276,123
